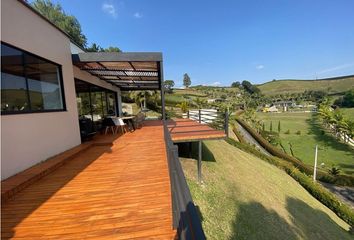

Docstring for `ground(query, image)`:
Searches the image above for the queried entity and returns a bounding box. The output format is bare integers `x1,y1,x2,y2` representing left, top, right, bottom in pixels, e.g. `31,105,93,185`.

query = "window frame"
1,41,67,115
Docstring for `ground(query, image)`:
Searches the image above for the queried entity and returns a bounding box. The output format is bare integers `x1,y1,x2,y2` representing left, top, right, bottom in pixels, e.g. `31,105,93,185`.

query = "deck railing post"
198,109,201,123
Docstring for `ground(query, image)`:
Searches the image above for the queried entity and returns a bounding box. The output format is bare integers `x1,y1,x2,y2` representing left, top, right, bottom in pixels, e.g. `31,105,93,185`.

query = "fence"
163,121,206,240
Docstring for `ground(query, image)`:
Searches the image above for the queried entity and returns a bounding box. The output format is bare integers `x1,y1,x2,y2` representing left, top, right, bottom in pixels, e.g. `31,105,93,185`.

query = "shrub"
296,130,301,135
285,129,290,134
329,166,341,176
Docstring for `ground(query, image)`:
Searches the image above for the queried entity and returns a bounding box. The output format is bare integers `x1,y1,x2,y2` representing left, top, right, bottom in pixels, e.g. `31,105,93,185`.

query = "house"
207,98,224,103
263,105,279,112
1,1,226,239
273,100,295,112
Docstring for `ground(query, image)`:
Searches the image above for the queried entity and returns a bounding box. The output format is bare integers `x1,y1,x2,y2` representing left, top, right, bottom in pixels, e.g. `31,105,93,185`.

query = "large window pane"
90,91,104,121
107,92,116,115
77,92,92,120
1,44,29,112
25,54,63,110
1,43,65,114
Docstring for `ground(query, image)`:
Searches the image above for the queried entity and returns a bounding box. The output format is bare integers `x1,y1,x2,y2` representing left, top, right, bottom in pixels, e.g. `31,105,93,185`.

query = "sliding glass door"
75,79,117,126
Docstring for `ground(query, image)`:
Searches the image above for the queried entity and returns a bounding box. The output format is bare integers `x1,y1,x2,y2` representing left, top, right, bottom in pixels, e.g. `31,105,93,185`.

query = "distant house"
207,98,224,103
263,106,279,112
273,100,295,112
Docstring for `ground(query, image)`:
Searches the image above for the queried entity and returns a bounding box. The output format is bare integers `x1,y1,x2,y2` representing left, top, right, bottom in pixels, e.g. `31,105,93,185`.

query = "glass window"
74,79,117,121
26,54,63,110
1,43,65,114
1,44,29,112
107,93,116,115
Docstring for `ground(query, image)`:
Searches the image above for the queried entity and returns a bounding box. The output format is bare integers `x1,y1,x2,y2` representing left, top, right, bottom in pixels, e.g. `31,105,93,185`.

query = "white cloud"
211,81,221,86
317,63,354,74
102,3,117,18
133,12,143,18
256,64,264,70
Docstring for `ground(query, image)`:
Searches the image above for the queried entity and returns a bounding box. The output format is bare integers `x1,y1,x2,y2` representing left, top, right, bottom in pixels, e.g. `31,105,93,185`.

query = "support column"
159,61,166,120
198,140,202,182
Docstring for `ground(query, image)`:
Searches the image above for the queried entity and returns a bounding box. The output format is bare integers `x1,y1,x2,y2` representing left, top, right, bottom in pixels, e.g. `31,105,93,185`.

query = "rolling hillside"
181,140,352,239
258,75,354,96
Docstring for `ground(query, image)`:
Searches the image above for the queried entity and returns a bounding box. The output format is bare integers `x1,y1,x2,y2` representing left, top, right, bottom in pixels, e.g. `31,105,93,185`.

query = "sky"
40,0,354,87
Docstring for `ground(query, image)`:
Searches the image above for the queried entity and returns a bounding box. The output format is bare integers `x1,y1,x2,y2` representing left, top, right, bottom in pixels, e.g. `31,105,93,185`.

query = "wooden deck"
167,119,226,142
1,121,176,239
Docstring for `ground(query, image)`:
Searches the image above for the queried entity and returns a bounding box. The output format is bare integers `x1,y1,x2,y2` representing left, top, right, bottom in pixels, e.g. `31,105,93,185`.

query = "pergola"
72,52,165,119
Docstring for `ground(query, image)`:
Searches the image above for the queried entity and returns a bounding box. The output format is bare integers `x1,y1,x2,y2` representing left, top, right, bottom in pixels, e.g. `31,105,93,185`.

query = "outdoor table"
121,116,136,131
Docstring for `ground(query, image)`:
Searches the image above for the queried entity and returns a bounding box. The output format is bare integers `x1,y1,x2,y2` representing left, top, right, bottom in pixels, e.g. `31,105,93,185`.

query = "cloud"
133,12,142,18
317,63,354,74
102,3,117,18
211,81,221,86
256,64,264,70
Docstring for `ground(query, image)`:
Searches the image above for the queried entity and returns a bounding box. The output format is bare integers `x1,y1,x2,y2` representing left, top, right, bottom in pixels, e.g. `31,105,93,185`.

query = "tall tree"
32,0,121,52
164,80,175,92
31,0,87,48
231,81,241,88
183,73,191,88
86,43,121,53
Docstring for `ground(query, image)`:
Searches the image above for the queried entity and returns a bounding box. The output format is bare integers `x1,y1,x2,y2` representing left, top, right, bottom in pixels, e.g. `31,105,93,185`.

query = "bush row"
236,118,354,186
225,137,354,229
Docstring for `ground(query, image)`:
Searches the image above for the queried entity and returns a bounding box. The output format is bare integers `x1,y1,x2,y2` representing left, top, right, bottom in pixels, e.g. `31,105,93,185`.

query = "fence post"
187,110,190,119
198,109,201,123
225,109,229,137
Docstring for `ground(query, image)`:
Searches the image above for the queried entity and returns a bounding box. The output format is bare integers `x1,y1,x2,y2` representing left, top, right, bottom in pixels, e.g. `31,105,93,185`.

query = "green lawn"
181,140,351,239
340,108,354,119
256,112,354,175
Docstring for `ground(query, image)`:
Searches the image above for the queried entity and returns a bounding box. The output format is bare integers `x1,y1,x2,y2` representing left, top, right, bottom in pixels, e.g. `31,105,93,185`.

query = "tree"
32,0,87,48
86,43,121,52
32,0,121,52
342,89,354,107
176,101,189,113
231,81,241,88
183,73,191,88
164,80,175,92
278,121,281,133
241,80,260,95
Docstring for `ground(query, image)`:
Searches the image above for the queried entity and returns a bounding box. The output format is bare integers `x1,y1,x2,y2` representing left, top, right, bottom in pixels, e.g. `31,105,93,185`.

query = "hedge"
235,118,354,186
226,137,354,229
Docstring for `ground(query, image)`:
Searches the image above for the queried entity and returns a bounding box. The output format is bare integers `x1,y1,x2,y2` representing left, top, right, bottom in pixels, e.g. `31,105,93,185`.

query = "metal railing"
185,109,229,137
163,121,206,240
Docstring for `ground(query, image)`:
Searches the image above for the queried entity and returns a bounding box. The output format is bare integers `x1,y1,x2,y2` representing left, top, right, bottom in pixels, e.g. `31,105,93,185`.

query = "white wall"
1,0,81,180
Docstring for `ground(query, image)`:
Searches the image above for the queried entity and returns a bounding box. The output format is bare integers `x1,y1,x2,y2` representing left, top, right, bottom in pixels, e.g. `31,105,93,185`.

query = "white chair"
114,117,128,134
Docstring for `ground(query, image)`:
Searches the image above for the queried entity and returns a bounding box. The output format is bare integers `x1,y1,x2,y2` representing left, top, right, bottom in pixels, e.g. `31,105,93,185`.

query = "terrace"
1,52,227,239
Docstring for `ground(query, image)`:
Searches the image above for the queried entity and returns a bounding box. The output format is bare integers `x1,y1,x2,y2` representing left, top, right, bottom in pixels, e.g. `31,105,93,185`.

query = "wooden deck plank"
1,120,176,239
168,118,226,142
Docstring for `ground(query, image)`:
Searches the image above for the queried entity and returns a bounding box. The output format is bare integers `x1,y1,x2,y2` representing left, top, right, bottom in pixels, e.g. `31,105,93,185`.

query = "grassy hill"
181,140,352,239
257,75,354,96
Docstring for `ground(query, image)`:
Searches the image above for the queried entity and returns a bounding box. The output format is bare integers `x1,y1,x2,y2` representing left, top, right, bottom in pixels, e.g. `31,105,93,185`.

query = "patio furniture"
114,117,128,134
134,113,145,129
121,116,136,131
79,117,96,141
102,117,116,135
